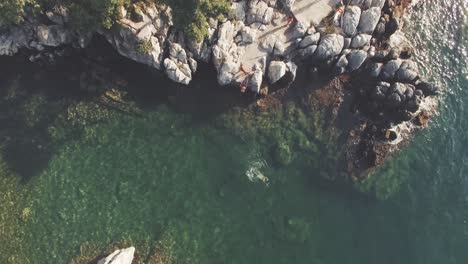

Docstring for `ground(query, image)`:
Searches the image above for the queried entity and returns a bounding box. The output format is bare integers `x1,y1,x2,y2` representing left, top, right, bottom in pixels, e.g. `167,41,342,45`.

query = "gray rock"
247,1,274,24
341,6,362,36
286,61,298,81
97,247,135,264
249,67,263,93
391,82,408,96
350,0,364,5
350,34,371,48
299,33,320,48
358,7,381,34
281,0,296,11
343,38,351,49
416,81,441,96
336,55,349,68
347,50,368,71
273,41,285,56
307,26,317,35
368,62,383,78
368,46,376,58
231,1,246,21
315,34,344,60
372,0,386,8
36,25,71,47
169,43,187,64
268,61,287,84
217,61,238,86
260,34,278,53
395,68,418,82
291,21,307,39
380,59,402,80
386,92,402,108
298,45,317,58
362,0,373,9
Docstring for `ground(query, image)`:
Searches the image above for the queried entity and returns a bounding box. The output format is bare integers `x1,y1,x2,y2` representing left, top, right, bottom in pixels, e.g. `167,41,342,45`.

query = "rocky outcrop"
97,247,135,264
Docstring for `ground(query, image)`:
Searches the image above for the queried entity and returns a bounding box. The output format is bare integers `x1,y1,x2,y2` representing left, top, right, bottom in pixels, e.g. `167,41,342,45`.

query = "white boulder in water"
97,247,135,264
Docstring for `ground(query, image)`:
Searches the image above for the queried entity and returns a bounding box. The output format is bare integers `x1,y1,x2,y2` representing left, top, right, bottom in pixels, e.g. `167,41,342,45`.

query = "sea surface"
0,0,467,263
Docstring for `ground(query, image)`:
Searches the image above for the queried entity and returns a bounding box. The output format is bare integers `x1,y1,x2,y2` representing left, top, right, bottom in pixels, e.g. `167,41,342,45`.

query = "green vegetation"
155,0,231,42
0,0,231,41
137,37,153,55
0,0,38,26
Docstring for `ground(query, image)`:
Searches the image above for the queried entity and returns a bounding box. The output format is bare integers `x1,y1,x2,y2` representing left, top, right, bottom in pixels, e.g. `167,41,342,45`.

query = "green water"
1,1,467,263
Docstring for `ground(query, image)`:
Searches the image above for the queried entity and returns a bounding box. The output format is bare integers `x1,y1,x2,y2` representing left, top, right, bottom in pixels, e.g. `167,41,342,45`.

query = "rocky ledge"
0,0,440,179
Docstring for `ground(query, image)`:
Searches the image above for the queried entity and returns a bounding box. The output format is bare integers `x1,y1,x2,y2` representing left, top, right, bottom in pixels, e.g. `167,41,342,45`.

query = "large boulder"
347,50,368,71
341,6,362,37
315,34,344,60
358,7,381,34
164,58,192,85
380,59,402,80
164,43,192,84
268,61,287,84
218,61,239,86
97,247,135,264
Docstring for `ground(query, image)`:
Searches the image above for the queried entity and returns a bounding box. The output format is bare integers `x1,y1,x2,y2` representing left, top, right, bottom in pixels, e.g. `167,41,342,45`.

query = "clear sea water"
0,1,467,263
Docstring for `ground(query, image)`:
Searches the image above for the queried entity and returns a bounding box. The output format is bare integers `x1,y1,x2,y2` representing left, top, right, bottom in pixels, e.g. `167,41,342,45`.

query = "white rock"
341,6,361,37
268,61,287,84
97,247,135,264
164,58,192,85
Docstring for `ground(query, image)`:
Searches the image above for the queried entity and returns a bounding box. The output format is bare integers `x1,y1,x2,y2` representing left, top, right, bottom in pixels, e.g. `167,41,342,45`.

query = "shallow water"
0,0,467,263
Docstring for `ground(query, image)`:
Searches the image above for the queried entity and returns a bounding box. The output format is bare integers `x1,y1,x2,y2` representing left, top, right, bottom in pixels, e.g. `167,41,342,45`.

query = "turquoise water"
0,1,467,263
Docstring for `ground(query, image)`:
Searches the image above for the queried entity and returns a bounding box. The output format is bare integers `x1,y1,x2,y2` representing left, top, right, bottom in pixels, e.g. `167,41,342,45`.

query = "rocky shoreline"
0,0,440,178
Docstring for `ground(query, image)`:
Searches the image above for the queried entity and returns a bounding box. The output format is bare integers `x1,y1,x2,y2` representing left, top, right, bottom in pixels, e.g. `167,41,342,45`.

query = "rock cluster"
0,0,438,100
